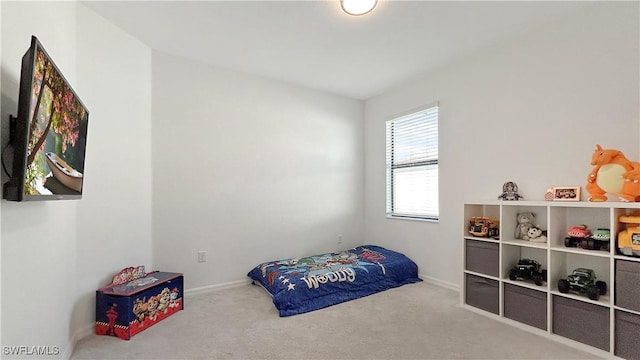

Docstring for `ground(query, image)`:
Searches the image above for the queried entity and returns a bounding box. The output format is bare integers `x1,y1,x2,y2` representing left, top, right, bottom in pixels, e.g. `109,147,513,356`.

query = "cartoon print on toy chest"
157,288,171,314
586,144,640,202
169,288,180,308
132,297,147,327
514,212,536,240
147,296,159,322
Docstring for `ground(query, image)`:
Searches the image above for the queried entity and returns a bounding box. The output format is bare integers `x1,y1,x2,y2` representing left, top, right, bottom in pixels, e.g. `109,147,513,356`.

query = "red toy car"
568,225,591,238
565,225,592,247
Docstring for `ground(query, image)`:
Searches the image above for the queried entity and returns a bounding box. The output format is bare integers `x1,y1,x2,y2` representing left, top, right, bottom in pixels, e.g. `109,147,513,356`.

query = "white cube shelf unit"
463,200,640,358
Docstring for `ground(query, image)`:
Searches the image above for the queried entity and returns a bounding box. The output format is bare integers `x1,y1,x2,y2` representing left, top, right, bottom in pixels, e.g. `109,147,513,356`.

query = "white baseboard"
185,276,459,297
419,273,460,292
184,279,250,297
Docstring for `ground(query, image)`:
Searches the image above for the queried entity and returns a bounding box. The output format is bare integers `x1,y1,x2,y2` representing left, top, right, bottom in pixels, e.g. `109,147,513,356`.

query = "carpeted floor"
72,281,602,359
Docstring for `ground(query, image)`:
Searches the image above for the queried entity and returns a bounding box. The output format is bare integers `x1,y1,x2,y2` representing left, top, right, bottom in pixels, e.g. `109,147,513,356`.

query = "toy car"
579,228,610,251
557,268,607,300
618,215,640,257
468,217,499,238
564,225,592,247
508,259,547,286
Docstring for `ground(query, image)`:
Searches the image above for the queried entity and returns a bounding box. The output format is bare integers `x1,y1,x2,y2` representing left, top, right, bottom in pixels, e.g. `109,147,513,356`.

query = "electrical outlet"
197,251,207,263
338,235,343,245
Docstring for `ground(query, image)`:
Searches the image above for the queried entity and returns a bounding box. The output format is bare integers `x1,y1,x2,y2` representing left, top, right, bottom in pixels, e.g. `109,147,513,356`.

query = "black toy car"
557,268,607,300
508,259,547,286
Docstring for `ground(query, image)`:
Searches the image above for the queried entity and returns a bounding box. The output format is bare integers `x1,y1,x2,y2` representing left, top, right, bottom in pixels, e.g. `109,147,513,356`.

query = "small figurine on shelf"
498,181,523,201
514,212,536,240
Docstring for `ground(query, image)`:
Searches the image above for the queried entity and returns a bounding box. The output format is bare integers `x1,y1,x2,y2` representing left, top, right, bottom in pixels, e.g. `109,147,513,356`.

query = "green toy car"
557,268,607,300
582,228,611,251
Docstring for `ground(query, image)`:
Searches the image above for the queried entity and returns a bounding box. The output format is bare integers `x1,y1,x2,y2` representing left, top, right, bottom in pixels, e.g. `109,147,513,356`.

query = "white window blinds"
385,105,439,220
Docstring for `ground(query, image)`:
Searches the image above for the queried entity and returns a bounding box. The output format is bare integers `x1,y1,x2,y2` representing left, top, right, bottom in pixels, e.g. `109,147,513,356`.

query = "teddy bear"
514,212,536,240
526,226,547,243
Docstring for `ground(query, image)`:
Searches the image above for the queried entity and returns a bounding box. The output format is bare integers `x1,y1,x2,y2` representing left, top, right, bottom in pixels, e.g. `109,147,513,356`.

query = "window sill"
386,215,439,223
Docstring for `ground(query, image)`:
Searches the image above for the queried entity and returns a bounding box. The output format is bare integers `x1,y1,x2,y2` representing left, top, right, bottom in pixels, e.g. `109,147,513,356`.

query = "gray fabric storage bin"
465,274,499,314
465,240,499,277
615,260,640,312
552,296,609,351
504,284,547,330
615,310,640,359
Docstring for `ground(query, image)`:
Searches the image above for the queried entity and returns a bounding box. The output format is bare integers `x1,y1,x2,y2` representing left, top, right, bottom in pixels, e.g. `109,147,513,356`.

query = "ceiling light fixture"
341,0,377,16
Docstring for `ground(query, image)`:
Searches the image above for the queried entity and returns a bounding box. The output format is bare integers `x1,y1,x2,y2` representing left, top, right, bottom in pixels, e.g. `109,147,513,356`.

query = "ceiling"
83,1,587,100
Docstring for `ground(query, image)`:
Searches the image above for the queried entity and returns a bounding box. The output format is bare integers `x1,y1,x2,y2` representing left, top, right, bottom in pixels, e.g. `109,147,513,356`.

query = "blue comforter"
247,245,422,316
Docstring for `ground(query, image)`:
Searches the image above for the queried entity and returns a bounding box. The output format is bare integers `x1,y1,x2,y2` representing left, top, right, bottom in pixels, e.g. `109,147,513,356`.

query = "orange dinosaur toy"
586,144,640,202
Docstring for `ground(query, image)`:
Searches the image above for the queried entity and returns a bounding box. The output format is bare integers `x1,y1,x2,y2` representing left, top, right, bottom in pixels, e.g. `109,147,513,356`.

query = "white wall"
1,3,79,358
151,51,364,290
1,2,152,358
364,2,640,288
0,0,4,349
73,2,152,347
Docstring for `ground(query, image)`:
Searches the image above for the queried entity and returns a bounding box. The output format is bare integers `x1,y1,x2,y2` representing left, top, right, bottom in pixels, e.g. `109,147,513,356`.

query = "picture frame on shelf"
552,186,580,201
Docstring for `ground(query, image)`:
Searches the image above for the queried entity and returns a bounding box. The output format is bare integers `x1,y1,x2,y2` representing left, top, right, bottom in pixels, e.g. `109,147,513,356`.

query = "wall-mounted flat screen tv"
3,36,89,201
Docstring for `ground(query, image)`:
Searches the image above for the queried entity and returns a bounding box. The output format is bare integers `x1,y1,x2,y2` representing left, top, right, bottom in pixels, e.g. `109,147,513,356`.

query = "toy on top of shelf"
586,144,640,202
557,268,607,301
468,217,499,238
544,188,554,201
509,259,547,286
498,181,523,201
514,212,536,240
618,215,640,257
526,227,547,243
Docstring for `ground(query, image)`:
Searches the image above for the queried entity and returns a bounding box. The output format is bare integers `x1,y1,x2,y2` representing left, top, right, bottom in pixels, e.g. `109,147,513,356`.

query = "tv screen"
3,36,89,201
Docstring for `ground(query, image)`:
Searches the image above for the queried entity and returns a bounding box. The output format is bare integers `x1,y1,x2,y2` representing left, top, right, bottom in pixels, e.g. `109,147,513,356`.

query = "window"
385,105,439,220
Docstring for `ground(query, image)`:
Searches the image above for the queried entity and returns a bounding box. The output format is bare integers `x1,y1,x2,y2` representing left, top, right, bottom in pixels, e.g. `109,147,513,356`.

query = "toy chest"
96,271,184,340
